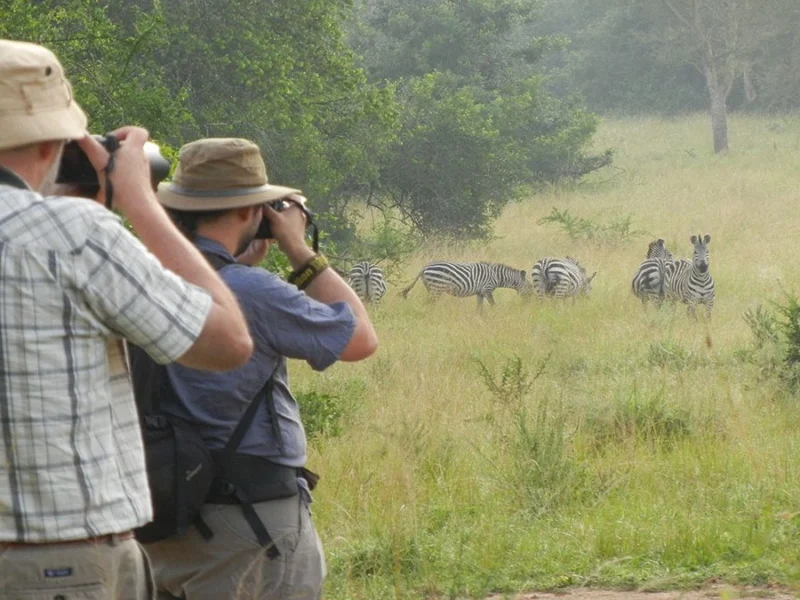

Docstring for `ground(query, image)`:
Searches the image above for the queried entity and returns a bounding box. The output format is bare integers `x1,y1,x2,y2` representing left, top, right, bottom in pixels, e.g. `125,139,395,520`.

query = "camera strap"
289,200,319,253
102,134,121,210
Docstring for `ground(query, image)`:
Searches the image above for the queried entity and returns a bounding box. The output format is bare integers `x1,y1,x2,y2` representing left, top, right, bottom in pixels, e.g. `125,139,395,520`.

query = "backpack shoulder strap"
201,249,236,271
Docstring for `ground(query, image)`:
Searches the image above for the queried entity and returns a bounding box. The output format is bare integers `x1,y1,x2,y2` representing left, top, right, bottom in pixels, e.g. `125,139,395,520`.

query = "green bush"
741,294,800,389
296,390,349,440
538,207,645,244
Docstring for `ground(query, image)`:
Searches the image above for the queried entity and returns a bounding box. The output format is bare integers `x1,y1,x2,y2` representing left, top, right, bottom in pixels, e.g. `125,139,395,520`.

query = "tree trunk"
703,62,729,154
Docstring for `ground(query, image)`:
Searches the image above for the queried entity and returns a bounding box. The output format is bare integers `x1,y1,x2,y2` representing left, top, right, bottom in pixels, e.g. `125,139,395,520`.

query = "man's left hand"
235,239,270,266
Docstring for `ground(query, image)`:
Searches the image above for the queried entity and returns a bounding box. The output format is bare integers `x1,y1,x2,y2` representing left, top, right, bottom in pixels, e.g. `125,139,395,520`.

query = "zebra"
646,238,673,261
348,261,387,303
399,261,530,310
631,239,674,306
531,257,596,299
664,234,715,318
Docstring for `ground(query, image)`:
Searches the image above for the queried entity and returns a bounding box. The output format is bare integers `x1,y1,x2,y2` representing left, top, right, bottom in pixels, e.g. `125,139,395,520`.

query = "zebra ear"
657,239,665,246
703,234,711,244
690,235,698,244
519,270,527,278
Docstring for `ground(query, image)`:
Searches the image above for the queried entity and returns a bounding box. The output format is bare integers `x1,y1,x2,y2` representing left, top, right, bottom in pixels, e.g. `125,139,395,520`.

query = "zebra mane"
647,239,663,255
565,256,586,272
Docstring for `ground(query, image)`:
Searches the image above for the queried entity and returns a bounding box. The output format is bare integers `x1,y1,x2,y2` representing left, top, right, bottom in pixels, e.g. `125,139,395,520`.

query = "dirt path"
487,586,797,600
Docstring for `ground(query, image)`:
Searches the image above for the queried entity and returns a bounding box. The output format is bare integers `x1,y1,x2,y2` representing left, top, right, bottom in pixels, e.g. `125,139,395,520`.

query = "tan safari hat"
158,138,301,211
0,40,88,151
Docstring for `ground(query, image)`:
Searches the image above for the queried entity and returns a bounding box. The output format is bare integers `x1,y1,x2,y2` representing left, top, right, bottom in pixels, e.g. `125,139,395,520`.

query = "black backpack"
129,344,217,543
129,344,278,545
130,251,305,555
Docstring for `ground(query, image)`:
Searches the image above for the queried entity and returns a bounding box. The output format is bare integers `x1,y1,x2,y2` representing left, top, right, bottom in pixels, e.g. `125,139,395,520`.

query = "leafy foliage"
350,0,612,239
535,0,800,115
332,217,419,283
741,293,800,388
295,390,348,440
537,207,646,243
3,0,613,246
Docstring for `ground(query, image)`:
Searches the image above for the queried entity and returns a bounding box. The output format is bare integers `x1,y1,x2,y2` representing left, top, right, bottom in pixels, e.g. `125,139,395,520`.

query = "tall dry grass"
292,114,800,599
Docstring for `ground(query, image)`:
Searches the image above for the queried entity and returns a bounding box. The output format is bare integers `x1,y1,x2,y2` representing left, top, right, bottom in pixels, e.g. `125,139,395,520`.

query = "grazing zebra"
348,261,387,303
399,261,530,309
664,234,715,318
531,257,596,299
631,239,674,306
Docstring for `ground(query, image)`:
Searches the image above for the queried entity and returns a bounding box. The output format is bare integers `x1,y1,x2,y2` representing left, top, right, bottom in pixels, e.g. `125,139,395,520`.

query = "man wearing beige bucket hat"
131,137,378,599
0,40,254,599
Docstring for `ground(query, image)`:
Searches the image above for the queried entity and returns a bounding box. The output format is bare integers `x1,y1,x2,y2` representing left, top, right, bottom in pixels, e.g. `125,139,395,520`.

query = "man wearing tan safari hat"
0,40,254,598
130,137,378,600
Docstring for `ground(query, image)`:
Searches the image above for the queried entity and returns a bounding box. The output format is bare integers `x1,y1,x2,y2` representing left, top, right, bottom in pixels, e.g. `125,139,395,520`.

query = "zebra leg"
476,294,485,312
687,302,698,320
486,292,496,307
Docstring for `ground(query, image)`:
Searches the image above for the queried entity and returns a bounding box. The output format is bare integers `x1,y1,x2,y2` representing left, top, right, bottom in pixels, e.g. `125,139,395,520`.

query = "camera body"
254,199,288,240
56,134,171,195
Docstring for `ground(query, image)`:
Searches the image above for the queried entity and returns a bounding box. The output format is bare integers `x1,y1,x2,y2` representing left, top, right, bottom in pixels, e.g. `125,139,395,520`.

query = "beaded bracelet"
287,254,330,290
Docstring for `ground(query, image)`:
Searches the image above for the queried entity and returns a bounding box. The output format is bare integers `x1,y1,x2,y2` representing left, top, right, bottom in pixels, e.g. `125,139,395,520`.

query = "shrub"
537,207,646,244
476,354,582,515
296,390,349,440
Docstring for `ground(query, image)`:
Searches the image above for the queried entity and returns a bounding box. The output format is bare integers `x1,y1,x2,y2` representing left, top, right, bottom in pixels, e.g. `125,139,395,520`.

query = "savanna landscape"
296,115,800,599
4,1,800,599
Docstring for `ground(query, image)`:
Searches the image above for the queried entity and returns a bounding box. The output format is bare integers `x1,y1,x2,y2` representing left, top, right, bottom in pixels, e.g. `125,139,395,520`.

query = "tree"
659,1,758,152
533,0,708,115
2,0,399,243
0,0,190,141
351,0,611,239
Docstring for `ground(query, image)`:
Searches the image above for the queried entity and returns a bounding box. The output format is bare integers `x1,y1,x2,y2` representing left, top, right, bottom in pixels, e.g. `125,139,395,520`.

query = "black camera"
253,196,320,252
254,199,288,240
56,134,171,195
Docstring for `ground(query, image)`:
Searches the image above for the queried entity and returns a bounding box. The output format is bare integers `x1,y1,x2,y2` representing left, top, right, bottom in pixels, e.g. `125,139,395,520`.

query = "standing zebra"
531,257,596,299
631,238,674,306
399,261,530,310
348,261,387,303
664,234,715,318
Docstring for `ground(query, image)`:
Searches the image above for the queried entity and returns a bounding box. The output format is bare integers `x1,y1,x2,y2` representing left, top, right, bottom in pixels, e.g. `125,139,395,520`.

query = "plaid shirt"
0,170,212,542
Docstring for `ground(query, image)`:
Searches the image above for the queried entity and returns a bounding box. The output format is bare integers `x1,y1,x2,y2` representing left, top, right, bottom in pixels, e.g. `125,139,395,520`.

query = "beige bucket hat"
158,138,301,210
0,40,88,151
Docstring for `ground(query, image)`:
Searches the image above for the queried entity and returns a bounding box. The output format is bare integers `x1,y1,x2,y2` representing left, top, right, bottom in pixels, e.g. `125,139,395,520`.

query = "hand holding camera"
59,127,169,211
260,195,317,267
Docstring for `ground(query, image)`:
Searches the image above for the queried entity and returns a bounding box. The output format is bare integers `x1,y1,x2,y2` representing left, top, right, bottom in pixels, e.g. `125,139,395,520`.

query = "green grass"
291,113,800,598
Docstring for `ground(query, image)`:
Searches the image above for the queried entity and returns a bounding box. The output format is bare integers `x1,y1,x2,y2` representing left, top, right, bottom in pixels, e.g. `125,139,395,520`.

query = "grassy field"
292,114,800,599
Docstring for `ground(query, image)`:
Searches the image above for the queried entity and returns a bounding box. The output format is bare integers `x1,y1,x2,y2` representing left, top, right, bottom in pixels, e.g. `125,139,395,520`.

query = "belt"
0,530,134,548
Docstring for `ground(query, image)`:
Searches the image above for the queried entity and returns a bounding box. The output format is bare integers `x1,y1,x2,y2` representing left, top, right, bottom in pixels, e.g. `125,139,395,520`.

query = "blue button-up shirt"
163,237,355,467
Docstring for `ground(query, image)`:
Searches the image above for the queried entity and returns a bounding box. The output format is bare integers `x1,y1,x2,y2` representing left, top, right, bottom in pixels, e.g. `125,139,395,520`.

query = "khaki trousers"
145,493,325,600
0,535,154,599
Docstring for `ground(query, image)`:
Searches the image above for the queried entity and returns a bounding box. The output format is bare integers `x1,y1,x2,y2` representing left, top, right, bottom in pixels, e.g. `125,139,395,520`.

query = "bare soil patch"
487,586,797,600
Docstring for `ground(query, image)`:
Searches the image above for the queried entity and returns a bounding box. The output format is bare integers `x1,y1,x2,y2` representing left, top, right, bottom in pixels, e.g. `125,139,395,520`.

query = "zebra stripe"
531,257,596,299
646,238,673,261
400,261,530,309
348,261,387,303
632,239,674,305
631,258,671,305
664,234,715,318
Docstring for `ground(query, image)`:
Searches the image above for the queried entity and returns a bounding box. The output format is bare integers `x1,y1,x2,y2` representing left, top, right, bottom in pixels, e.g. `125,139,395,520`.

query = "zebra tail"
399,270,423,298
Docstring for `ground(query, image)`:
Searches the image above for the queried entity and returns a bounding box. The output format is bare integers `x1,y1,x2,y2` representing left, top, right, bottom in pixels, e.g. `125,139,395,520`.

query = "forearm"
121,188,242,314
283,243,376,350
281,244,365,310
